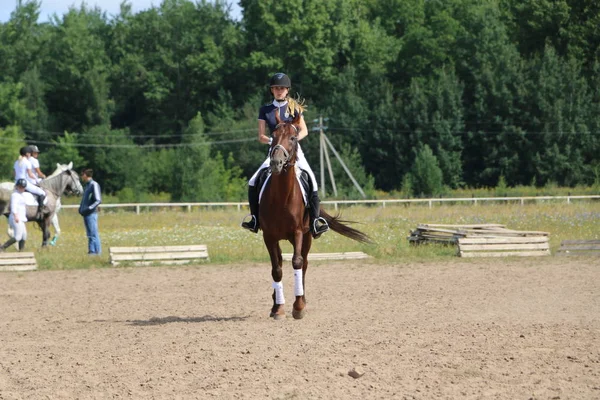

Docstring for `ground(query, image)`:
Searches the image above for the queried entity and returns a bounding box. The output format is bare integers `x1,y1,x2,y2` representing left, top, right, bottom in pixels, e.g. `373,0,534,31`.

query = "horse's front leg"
265,236,285,320
291,229,306,320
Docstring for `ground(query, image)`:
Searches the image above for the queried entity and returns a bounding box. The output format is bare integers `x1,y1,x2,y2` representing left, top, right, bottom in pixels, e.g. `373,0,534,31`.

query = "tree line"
1,0,599,200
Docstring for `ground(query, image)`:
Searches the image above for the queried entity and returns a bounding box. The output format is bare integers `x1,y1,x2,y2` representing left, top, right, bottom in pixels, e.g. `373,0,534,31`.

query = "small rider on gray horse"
13,146,46,218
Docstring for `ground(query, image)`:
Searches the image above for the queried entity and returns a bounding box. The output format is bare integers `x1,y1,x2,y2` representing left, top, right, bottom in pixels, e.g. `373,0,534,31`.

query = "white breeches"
9,217,27,241
248,144,318,190
25,184,45,197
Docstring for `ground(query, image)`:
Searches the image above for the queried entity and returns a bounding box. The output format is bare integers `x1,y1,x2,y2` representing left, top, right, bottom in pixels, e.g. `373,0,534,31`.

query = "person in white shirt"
0,179,28,252
28,145,46,183
13,146,46,218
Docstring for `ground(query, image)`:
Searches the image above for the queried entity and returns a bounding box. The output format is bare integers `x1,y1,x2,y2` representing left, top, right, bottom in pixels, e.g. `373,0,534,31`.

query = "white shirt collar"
272,99,288,108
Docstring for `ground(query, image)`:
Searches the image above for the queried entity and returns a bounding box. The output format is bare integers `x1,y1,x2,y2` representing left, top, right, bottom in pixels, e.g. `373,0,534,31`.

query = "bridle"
66,170,82,195
45,170,81,197
271,123,299,169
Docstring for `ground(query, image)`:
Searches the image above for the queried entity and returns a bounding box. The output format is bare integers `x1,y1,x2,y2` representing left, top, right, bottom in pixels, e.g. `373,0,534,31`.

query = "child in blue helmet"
242,73,329,238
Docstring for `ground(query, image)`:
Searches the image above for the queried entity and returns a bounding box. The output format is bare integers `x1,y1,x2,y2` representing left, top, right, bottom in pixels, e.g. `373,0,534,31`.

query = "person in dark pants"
79,169,102,255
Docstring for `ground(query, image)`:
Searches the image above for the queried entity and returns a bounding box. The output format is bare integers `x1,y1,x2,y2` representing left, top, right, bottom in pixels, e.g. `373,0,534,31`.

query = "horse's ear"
292,112,301,125
56,163,61,169
67,162,73,170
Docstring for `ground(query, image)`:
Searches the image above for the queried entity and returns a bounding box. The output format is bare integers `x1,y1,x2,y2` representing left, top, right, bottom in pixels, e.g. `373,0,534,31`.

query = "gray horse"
0,162,83,247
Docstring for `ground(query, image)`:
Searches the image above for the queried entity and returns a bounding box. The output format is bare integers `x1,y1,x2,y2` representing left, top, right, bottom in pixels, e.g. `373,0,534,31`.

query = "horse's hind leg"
39,218,51,247
265,238,285,320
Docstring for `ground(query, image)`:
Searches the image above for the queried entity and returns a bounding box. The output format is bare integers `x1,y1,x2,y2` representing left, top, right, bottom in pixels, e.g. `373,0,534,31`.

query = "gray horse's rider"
29,145,47,182
13,146,45,218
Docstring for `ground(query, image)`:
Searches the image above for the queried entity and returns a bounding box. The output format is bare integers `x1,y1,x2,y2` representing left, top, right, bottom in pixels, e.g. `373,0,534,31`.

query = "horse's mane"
47,164,70,179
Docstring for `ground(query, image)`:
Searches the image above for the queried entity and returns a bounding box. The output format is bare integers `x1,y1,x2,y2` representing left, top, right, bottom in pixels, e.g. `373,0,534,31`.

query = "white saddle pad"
259,166,307,205
22,192,49,207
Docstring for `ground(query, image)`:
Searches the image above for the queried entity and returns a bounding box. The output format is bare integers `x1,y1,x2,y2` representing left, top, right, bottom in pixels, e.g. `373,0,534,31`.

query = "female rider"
241,72,329,238
13,146,45,218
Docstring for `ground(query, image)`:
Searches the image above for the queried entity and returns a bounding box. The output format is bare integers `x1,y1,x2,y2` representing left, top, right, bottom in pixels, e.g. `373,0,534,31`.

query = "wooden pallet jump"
409,224,549,245
556,240,600,256
0,252,38,272
282,252,370,261
458,236,550,258
109,245,209,266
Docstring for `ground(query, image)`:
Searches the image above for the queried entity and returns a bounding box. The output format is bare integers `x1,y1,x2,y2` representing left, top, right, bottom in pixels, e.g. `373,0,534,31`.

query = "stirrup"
241,215,259,233
312,217,329,239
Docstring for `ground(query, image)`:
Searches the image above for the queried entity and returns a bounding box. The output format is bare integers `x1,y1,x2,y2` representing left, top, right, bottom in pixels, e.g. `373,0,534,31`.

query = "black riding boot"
18,240,26,251
241,185,260,233
308,191,329,239
0,237,17,252
36,195,45,219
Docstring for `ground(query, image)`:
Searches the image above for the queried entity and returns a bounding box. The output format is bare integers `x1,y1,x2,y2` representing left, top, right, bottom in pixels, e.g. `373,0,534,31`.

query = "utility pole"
313,116,336,197
312,115,365,199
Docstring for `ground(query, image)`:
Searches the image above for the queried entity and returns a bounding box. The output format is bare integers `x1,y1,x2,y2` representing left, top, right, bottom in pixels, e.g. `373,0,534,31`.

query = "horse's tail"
320,208,373,244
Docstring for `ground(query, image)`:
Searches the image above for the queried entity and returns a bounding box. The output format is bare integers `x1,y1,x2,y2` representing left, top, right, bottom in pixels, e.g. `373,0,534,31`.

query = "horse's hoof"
270,312,285,320
292,308,305,320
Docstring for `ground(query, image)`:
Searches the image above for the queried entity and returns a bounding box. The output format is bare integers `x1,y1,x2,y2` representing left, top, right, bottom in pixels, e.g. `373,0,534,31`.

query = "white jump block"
282,251,370,261
556,240,600,256
109,245,209,266
458,236,550,258
0,252,38,272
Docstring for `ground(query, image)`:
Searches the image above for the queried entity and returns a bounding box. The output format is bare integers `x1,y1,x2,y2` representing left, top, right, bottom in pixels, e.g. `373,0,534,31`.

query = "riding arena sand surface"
1,258,599,399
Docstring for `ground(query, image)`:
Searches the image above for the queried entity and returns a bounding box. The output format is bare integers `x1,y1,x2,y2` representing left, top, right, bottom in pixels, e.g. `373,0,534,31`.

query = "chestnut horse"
260,112,371,320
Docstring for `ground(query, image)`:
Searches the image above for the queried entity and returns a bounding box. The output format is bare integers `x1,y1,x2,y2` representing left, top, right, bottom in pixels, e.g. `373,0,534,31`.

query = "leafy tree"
76,125,145,194
42,6,113,132
528,45,592,186
39,131,85,173
411,144,444,197
0,126,26,178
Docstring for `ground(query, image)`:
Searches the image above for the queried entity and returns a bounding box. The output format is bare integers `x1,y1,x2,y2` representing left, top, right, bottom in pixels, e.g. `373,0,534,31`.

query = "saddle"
257,168,312,205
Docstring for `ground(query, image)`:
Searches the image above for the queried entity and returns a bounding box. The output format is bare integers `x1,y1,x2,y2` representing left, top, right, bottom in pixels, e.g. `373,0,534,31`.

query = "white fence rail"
61,195,600,214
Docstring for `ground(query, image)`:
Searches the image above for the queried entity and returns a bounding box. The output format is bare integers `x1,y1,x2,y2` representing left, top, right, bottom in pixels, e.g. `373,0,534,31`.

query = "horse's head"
270,112,300,174
62,163,84,196
45,162,84,196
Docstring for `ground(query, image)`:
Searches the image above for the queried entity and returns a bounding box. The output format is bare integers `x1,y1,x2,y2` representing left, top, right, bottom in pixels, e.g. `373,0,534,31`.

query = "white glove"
268,137,273,145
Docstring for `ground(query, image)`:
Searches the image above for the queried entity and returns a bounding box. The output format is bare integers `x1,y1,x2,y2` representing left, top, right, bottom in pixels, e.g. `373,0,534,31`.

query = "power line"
23,127,256,138
0,136,256,148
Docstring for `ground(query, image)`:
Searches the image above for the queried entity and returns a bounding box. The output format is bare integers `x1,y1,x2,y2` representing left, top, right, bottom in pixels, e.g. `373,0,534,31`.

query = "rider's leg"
18,240,26,251
0,237,16,251
296,145,329,238
241,185,260,233
308,190,329,239
36,195,45,218
26,184,45,218
242,159,269,233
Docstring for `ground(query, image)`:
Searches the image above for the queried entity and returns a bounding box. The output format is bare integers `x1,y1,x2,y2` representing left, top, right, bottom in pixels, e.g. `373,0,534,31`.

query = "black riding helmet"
270,73,291,88
29,145,40,153
19,146,30,156
16,178,27,188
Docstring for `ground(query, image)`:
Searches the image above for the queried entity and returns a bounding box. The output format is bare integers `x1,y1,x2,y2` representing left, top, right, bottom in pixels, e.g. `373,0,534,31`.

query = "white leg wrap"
294,269,304,296
272,281,285,304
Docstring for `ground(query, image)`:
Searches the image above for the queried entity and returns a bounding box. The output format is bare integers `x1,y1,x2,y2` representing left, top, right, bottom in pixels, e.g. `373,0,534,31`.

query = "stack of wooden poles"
408,224,551,257
408,224,549,245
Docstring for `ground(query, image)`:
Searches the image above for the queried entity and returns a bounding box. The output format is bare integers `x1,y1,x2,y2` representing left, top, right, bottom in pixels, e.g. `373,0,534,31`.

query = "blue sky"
0,0,241,22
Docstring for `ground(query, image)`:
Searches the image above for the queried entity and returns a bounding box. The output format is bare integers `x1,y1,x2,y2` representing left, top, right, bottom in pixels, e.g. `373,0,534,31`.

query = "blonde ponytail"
287,94,306,116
